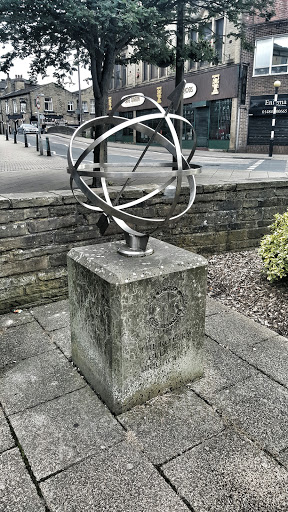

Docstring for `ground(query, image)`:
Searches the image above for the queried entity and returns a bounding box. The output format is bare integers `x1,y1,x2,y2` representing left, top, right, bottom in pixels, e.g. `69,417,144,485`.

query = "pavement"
0,133,287,194
1,133,288,510
1,297,288,511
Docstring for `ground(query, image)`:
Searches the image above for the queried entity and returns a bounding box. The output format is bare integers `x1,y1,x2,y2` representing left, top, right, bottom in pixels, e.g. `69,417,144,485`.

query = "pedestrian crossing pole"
269,80,281,157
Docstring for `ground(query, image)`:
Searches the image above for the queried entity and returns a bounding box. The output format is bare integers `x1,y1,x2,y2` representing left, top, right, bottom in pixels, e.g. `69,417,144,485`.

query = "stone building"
0,76,78,132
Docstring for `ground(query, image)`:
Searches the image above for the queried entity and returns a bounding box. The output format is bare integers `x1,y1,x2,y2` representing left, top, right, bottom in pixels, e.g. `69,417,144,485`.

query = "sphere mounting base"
117,233,154,257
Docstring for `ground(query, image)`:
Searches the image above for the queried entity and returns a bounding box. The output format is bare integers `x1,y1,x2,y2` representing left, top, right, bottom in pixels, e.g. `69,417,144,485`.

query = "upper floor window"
13,99,17,113
90,99,95,114
67,101,74,111
44,97,53,111
254,36,288,75
5,100,9,114
20,101,26,113
82,101,88,112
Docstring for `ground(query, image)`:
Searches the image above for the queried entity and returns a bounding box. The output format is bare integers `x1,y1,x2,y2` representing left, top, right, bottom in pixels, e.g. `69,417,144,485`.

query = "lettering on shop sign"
183,83,197,99
211,74,220,95
121,95,145,108
249,95,288,116
156,86,162,104
108,96,112,111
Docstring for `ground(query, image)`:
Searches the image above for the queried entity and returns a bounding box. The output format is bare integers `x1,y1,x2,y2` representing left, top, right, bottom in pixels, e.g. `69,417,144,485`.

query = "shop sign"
121,94,145,108
249,95,288,116
211,74,220,95
183,83,197,99
156,86,162,104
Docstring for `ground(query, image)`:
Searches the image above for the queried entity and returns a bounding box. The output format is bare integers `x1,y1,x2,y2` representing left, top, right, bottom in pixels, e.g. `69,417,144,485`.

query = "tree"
0,0,274,117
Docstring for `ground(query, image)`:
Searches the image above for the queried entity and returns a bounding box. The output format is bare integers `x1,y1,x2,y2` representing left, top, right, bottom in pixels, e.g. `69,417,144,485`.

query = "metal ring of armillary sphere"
67,80,201,256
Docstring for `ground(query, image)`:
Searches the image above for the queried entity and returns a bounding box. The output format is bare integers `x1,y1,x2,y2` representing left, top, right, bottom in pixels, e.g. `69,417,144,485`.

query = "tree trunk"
175,0,185,149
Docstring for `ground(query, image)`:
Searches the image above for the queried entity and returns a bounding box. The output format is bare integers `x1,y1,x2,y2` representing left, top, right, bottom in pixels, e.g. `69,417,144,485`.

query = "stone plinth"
67,238,207,414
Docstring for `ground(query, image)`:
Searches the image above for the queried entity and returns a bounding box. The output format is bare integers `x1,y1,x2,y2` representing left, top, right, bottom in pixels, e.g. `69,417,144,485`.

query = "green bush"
259,209,288,282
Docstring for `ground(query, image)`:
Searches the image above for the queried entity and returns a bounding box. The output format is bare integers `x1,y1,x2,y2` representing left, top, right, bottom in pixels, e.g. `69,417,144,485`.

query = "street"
1,132,287,194
12,132,288,173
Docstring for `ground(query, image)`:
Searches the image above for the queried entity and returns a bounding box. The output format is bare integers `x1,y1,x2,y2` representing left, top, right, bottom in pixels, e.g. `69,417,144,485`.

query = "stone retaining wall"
1,181,288,313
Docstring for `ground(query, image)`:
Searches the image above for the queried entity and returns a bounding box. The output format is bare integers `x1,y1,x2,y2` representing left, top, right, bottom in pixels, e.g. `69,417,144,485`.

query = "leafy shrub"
259,209,288,282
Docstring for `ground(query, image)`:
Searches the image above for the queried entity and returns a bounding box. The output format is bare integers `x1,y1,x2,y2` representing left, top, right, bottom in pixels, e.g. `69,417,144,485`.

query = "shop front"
248,95,288,150
108,64,239,150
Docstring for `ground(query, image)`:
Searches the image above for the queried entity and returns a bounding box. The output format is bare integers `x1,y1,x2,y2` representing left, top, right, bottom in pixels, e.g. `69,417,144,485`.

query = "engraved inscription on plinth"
68,238,207,415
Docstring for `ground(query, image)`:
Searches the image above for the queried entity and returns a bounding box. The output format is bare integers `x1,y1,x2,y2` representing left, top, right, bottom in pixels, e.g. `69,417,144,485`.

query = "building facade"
238,1,288,153
0,77,79,132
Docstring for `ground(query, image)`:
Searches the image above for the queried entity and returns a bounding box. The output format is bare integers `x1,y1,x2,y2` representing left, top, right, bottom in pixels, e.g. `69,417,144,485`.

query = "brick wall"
1,182,288,313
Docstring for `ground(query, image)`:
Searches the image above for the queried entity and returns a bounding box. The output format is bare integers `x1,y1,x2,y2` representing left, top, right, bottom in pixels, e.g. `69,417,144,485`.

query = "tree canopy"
0,0,274,115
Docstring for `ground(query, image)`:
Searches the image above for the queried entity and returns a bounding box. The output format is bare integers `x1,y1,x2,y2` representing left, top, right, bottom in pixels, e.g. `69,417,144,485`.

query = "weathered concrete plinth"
67,238,207,414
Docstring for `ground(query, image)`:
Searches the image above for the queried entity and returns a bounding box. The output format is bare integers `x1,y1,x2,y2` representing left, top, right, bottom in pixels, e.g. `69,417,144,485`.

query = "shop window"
44,97,53,111
209,99,232,141
254,36,288,76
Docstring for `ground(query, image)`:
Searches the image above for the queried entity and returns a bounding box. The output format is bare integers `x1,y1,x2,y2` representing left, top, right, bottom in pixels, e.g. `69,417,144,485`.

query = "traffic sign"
36,97,41,109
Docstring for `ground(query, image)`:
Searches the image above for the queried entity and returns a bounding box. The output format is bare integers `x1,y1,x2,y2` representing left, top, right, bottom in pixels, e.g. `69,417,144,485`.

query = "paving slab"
212,373,288,454
205,310,278,355
0,349,85,414
9,386,124,480
31,299,70,331
118,388,224,465
40,441,190,512
162,429,288,512
0,309,34,329
205,296,230,316
0,408,15,453
0,321,54,369
232,334,288,387
0,448,46,511
50,325,72,360
278,448,288,470
188,336,258,401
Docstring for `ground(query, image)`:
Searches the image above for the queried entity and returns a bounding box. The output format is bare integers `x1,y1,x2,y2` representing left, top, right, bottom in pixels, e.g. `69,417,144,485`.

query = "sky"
0,47,92,92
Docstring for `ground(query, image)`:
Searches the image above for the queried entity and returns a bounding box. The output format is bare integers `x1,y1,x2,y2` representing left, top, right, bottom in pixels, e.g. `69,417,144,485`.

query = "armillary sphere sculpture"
67,80,201,257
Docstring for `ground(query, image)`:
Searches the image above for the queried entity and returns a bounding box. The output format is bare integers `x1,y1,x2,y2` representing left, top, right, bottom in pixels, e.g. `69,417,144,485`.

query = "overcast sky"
0,47,92,92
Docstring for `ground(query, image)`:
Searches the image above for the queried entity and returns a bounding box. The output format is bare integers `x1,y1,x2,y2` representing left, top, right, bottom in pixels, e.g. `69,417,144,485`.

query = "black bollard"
36,133,39,152
24,132,28,147
14,131,17,144
46,137,51,156
5,129,8,141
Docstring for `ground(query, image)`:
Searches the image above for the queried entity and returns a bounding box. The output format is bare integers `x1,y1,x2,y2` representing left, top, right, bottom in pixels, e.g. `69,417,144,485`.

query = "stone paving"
1,297,288,511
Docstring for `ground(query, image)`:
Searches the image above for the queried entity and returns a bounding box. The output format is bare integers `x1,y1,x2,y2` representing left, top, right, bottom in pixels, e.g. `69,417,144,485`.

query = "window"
20,101,26,113
143,62,148,81
254,36,288,75
82,101,88,112
5,101,9,114
90,99,95,114
44,97,53,111
67,101,74,111
215,18,224,62
13,100,17,113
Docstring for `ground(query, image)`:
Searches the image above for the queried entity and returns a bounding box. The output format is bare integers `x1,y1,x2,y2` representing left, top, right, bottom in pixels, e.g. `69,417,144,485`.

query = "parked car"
18,124,39,134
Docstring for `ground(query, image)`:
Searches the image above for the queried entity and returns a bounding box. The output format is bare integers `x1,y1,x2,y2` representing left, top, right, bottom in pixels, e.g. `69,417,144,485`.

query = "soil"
206,249,288,339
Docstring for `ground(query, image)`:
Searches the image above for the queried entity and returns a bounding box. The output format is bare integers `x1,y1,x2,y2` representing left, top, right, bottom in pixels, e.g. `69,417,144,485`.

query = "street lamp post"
269,80,281,157
36,94,44,155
